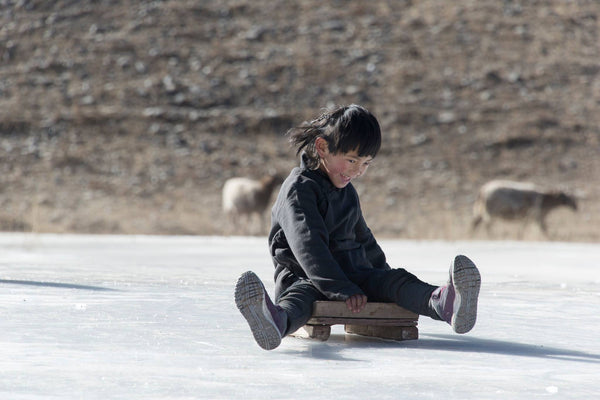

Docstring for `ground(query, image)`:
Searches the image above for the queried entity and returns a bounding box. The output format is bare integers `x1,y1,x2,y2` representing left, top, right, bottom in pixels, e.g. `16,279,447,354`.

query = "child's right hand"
345,294,367,313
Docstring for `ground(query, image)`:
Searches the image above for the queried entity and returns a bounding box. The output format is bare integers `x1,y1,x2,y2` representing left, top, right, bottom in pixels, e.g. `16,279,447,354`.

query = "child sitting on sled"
235,104,481,350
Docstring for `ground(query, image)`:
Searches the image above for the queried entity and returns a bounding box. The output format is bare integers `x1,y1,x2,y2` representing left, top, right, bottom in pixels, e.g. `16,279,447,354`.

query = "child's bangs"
334,107,381,157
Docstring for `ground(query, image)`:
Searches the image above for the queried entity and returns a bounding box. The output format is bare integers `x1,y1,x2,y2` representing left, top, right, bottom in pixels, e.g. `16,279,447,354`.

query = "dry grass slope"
0,0,598,241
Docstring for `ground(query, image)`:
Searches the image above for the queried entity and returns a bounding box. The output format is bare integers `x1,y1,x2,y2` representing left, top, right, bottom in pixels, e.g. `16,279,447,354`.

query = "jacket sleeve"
355,211,391,271
275,180,364,301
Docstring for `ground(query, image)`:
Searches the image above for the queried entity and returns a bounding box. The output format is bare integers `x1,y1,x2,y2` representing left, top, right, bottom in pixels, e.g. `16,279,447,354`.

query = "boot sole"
235,271,282,350
451,255,481,334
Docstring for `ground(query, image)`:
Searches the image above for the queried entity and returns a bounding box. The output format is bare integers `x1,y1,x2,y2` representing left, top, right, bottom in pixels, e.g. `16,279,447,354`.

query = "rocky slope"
1,0,598,241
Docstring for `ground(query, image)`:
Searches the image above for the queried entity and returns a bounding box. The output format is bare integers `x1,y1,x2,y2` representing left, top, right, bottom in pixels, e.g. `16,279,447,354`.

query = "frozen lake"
1,234,599,399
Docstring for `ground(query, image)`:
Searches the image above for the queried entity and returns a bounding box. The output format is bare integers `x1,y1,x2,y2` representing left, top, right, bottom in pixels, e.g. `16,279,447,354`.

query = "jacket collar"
300,152,338,192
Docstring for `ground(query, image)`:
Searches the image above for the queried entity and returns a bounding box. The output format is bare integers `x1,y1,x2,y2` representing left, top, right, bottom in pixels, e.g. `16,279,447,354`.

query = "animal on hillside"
222,174,283,234
472,180,577,236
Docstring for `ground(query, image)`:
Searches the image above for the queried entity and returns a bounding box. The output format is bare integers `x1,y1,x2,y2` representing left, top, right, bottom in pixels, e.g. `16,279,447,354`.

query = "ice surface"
1,234,599,399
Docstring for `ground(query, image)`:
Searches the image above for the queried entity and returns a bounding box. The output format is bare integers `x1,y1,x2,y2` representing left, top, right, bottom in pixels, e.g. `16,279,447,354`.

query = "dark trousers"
274,268,440,336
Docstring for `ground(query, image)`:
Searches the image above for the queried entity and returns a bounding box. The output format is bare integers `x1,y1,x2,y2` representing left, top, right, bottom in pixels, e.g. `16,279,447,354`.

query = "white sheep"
472,179,577,236
222,174,283,234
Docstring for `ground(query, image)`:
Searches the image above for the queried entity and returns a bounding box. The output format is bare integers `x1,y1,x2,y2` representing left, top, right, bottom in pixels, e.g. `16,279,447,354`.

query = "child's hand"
345,294,367,313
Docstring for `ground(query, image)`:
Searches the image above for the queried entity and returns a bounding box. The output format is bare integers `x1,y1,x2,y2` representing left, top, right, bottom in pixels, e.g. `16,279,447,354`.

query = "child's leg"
361,255,481,334
235,271,288,350
275,278,327,336
361,268,439,318
234,271,325,350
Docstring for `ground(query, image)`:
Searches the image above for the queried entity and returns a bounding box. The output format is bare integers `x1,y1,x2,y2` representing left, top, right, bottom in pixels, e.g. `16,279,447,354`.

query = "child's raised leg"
235,271,288,350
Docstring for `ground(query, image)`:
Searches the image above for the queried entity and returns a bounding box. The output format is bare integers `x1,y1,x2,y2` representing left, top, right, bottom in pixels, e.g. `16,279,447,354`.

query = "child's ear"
315,137,329,157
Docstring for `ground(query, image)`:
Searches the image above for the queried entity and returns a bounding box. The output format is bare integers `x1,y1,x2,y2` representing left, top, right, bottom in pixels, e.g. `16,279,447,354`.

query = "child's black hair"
287,104,382,170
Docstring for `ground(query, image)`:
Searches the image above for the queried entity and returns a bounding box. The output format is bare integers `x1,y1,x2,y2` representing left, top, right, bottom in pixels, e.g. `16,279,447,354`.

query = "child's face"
317,140,373,189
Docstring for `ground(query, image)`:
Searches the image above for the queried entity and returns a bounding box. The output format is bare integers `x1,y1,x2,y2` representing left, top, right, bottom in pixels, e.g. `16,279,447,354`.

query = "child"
235,104,481,350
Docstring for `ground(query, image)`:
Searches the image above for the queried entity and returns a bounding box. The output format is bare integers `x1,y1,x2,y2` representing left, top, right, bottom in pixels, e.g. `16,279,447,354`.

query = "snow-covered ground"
1,234,599,399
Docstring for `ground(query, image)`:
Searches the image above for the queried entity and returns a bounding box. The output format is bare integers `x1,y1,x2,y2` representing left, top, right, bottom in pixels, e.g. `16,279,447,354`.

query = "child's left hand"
345,294,367,313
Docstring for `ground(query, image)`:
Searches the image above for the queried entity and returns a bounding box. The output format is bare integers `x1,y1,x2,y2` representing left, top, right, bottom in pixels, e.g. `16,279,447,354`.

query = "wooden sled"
293,301,419,341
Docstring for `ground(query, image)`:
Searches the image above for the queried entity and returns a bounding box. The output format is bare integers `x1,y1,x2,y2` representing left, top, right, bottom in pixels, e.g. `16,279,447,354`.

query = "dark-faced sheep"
222,174,283,235
472,180,577,237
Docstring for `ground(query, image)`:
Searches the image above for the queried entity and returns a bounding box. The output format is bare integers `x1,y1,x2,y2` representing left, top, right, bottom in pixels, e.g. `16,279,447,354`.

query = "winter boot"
430,255,481,334
235,271,288,350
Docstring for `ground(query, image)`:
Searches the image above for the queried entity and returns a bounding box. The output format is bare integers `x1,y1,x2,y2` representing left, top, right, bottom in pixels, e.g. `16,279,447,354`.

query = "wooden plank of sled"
309,301,418,320
293,301,419,342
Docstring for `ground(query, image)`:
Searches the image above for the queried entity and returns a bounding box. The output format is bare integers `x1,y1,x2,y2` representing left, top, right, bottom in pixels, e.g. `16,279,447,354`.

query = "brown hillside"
1,0,598,241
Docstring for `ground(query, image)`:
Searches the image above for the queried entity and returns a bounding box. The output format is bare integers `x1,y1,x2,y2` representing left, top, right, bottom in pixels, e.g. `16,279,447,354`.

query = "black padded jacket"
268,154,391,301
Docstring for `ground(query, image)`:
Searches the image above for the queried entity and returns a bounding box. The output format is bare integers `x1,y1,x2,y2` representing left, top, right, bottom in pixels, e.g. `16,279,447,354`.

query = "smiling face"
315,137,373,189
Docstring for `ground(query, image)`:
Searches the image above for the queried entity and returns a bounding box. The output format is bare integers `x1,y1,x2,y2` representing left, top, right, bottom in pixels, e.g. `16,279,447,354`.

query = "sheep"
472,180,577,237
222,174,283,235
